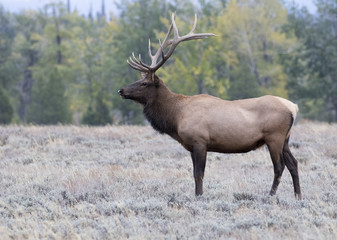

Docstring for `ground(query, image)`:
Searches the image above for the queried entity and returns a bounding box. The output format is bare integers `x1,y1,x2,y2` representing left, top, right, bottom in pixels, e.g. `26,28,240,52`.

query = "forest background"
1,0,337,125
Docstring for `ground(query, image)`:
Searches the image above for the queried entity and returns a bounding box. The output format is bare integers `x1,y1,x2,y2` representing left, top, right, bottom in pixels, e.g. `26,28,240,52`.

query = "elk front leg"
191,144,207,196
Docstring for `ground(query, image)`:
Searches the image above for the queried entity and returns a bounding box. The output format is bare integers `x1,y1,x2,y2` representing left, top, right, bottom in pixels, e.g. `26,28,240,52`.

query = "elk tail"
287,104,299,138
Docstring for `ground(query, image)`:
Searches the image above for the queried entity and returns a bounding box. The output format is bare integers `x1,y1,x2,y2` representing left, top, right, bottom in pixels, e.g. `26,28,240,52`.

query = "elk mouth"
118,89,138,102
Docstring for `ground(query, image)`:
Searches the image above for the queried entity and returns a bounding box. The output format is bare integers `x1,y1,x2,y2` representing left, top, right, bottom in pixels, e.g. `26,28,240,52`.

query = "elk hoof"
269,189,277,196
295,193,302,200
195,191,203,196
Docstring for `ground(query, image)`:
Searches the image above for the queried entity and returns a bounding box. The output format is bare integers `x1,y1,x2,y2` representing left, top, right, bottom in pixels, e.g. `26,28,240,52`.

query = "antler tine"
131,52,140,64
163,22,174,45
137,53,152,69
158,39,165,62
171,13,179,39
127,55,149,72
190,13,197,33
127,13,215,73
148,39,154,61
127,58,143,71
149,13,200,72
148,13,181,71
127,59,145,72
181,14,216,42
130,52,152,72
149,21,174,68
131,52,143,66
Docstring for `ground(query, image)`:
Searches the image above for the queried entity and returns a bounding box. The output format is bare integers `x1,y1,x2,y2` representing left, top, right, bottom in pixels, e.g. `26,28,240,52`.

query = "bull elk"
118,13,302,200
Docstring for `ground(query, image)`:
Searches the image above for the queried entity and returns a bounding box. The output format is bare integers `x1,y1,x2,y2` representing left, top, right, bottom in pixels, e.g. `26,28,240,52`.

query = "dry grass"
0,122,337,239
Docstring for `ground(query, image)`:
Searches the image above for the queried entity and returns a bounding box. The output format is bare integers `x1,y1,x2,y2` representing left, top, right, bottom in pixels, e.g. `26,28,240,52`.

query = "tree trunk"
56,35,62,64
197,80,203,94
243,28,259,82
18,52,35,122
333,101,337,122
53,6,62,65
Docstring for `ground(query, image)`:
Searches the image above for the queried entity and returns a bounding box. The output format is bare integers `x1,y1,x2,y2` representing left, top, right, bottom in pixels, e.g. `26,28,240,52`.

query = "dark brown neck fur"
143,83,184,136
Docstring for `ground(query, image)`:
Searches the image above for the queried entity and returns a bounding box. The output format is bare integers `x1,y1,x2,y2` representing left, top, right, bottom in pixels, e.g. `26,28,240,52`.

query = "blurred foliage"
28,66,71,124
0,0,336,124
82,92,112,126
283,0,337,122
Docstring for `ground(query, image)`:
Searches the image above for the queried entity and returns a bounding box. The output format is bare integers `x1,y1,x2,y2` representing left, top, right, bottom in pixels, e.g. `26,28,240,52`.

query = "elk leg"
267,141,285,196
283,139,302,200
191,144,207,196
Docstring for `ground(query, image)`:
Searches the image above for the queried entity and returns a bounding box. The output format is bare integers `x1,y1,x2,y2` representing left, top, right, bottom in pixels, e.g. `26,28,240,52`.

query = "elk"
118,13,302,200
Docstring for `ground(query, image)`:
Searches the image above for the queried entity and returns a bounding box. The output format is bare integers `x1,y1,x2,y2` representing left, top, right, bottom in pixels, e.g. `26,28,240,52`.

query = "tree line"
0,0,336,125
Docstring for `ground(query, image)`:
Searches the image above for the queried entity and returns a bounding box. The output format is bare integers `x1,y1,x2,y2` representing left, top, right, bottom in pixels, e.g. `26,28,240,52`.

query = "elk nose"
118,89,123,95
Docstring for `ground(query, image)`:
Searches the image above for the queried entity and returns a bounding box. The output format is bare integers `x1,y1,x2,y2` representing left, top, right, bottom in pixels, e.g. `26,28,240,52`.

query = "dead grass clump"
233,192,257,202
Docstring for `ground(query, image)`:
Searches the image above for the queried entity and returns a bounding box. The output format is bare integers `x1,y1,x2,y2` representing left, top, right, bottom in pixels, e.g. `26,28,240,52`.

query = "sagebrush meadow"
0,122,336,239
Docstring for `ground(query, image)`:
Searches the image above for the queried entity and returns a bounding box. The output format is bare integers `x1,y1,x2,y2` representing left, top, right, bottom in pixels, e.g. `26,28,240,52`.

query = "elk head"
118,13,215,105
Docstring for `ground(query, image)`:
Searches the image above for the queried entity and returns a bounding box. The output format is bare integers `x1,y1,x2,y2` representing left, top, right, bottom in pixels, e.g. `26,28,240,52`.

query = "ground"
0,122,336,239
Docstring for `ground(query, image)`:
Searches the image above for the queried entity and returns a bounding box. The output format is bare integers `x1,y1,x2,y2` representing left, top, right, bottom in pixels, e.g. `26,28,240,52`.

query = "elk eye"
141,82,147,86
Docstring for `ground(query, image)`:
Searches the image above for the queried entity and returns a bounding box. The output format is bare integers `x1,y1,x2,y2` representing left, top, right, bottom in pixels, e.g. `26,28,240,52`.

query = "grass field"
0,122,336,239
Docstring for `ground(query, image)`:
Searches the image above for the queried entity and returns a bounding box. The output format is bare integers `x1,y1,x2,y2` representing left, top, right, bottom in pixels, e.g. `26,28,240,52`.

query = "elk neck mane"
143,82,183,136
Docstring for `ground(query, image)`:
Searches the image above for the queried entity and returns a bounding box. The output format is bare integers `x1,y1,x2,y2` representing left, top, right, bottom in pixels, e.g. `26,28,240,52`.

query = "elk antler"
127,13,215,73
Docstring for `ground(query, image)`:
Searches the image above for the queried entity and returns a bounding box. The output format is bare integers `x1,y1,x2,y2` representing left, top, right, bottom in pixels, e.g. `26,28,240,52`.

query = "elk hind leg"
283,139,302,200
191,144,207,196
267,140,285,196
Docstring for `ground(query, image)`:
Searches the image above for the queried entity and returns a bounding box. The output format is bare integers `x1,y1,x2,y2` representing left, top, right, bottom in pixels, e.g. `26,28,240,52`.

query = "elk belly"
205,102,265,153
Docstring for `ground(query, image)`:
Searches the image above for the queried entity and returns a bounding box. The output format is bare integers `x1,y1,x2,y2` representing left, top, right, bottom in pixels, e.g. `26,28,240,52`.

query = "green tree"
0,5,15,78
216,0,296,98
285,1,337,121
28,66,71,124
228,64,260,99
27,3,72,124
12,10,45,122
0,5,17,122
82,92,112,125
67,11,114,123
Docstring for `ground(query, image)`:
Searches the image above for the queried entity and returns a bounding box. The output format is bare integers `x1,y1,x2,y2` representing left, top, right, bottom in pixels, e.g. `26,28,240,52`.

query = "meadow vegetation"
0,122,336,239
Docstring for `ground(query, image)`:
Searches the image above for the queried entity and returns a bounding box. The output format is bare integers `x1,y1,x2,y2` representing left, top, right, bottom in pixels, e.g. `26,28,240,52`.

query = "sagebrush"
0,122,336,239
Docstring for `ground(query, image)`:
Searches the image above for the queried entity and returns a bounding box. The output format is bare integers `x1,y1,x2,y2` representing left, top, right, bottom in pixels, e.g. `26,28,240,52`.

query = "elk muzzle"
118,88,129,99
118,89,124,97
